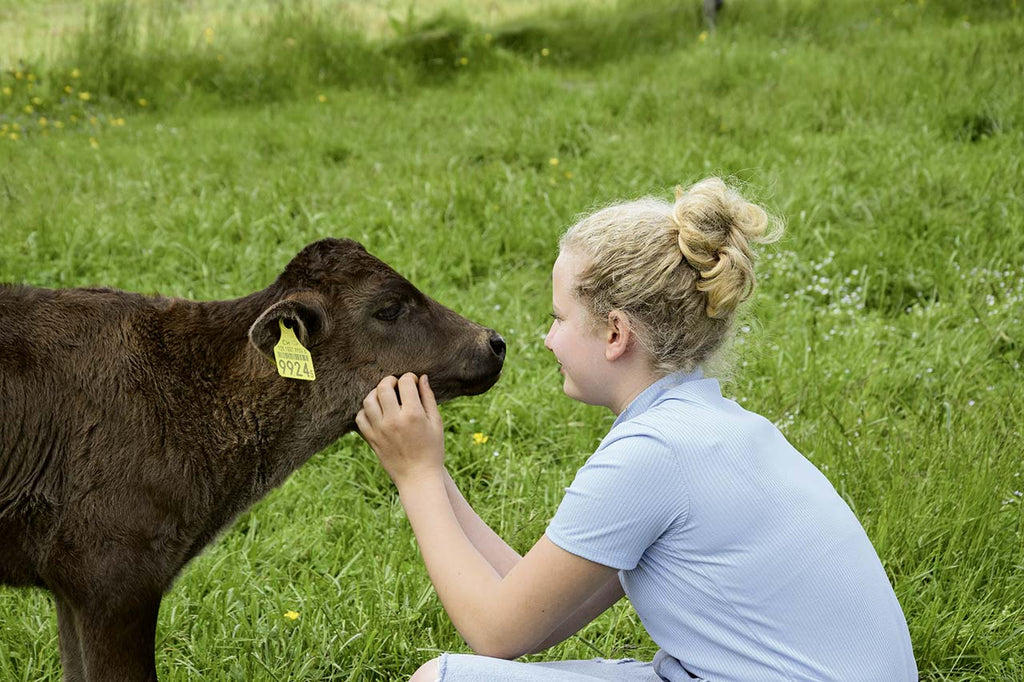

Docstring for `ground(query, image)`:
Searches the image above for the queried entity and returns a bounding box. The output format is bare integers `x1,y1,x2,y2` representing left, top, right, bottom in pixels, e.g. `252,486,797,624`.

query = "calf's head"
248,239,505,419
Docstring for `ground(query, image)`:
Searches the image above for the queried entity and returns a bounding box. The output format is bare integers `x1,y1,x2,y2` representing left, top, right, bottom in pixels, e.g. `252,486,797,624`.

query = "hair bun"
671,178,781,318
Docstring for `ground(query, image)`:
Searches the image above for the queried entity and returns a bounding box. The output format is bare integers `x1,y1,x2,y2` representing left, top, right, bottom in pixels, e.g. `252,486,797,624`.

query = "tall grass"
1,0,1023,679
10,0,1020,109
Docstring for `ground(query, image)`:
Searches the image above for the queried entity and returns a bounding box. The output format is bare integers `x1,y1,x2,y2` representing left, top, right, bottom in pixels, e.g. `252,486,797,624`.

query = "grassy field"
2,0,1023,679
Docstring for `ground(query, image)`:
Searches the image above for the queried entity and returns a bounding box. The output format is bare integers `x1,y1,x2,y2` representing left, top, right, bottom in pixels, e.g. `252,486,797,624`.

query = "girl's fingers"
397,373,423,414
355,409,371,437
419,375,439,417
375,375,401,414
361,391,382,424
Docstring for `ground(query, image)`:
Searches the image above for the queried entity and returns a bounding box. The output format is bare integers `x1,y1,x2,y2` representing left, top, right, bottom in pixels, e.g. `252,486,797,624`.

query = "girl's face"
544,250,612,407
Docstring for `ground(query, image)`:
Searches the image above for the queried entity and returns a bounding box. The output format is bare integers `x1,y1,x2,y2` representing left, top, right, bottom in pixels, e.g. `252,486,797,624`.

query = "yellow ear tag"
274,319,316,381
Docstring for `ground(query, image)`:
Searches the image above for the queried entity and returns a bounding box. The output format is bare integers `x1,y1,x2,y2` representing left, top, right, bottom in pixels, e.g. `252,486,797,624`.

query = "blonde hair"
560,177,783,375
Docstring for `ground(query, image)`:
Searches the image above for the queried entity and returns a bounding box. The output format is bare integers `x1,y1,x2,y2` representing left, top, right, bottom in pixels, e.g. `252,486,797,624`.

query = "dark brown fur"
0,238,505,681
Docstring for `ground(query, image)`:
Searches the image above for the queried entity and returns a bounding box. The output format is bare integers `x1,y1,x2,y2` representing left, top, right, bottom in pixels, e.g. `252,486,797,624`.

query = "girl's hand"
356,373,445,488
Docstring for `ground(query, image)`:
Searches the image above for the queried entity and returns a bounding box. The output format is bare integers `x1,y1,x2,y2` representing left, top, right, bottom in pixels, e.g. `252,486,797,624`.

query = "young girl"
356,178,917,681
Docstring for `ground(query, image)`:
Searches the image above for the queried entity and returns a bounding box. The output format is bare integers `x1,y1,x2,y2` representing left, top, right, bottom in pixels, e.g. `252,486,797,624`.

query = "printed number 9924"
278,359,314,379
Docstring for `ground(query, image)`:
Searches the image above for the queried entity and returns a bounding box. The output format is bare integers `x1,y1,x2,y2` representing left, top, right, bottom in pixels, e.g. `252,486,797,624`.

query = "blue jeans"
437,650,695,681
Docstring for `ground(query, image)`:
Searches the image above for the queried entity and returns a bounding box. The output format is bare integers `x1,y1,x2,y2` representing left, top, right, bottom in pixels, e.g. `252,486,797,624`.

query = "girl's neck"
605,361,661,416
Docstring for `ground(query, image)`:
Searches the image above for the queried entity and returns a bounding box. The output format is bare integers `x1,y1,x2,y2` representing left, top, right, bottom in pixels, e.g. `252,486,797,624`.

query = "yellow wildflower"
564,171,574,179
38,117,48,127
284,610,300,620
549,157,559,166
23,105,33,114
89,137,99,149
54,120,64,129
64,85,73,94
27,74,36,82
459,56,468,66
114,118,125,126
472,432,489,445
2,87,11,96
14,71,22,80
8,133,18,140
138,98,148,107
89,116,99,126
31,96,41,105
541,48,550,57
205,27,215,44
698,31,709,43
71,68,81,78
79,92,91,101
317,94,327,103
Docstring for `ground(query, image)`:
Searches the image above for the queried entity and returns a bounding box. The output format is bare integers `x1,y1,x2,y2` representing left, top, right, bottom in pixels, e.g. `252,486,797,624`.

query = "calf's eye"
373,303,404,322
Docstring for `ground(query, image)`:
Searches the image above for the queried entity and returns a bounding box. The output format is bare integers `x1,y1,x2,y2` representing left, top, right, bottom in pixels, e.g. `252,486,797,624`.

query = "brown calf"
0,238,505,681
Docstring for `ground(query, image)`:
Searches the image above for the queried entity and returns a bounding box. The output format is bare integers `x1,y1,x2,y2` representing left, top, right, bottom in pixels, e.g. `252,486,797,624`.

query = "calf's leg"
56,597,86,682
76,595,161,682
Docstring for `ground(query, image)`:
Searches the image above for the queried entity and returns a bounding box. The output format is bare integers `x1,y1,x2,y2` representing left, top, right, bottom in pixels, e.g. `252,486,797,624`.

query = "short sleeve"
546,427,688,570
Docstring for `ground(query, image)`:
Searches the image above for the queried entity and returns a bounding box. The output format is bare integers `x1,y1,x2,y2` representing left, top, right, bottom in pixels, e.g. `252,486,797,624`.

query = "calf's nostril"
488,332,506,360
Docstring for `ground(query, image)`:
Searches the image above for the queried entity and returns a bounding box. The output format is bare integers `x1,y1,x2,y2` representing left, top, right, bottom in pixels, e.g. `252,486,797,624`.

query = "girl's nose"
543,323,555,351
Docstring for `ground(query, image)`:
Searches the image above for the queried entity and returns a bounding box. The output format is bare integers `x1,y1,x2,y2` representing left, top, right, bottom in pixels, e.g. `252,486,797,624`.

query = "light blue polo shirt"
546,370,917,681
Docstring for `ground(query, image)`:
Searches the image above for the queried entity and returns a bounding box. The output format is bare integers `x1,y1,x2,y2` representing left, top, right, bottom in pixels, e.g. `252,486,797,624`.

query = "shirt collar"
612,367,705,429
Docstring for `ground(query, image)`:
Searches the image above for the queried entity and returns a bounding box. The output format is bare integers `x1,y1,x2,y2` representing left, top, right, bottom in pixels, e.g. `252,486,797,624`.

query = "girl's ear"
604,311,632,362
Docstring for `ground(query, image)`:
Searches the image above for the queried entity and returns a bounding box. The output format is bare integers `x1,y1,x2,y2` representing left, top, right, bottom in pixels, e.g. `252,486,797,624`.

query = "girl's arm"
528,573,625,653
442,467,627,652
357,373,622,659
441,469,521,577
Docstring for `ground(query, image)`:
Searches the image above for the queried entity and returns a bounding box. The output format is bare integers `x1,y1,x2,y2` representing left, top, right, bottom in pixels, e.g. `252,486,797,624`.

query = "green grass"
1,0,1023,679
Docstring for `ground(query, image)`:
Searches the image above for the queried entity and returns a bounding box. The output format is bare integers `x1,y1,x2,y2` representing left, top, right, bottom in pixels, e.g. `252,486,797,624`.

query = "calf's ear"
248,294,331,360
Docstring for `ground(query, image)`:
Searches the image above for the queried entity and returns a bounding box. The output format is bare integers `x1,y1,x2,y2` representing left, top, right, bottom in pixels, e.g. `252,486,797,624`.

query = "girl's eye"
374,303,404,322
